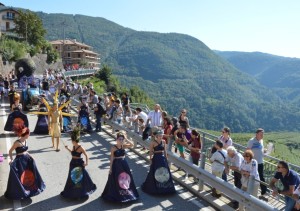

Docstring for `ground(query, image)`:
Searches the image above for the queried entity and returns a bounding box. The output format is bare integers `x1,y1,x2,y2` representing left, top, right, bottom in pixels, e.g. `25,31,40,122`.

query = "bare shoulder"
78,145,86,152
149,141,155,147
11,140,20,148
111,145,117,151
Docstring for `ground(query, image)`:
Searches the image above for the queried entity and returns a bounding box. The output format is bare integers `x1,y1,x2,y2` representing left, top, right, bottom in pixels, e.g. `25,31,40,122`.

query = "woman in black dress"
77,99,92,133
142,130,176,194
101,131,139,202
5,126,45,199
178,109,189,128
33,95,49,134
61,127,96,199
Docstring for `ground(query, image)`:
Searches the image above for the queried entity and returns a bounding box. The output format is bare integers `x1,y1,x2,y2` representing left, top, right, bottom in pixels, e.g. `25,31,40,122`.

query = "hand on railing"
295,200,300,210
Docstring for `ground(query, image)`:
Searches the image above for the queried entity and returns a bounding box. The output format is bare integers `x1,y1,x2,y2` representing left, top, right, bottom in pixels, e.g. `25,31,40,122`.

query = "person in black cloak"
5,126,45,199
60,126,96,199
33,94,49,134
77,97,92,133
141,130,176,195
101,131,139,202
4,103,29,132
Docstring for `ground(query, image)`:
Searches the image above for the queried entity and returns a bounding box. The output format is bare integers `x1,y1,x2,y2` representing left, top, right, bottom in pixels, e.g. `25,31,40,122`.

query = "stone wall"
0,53,63,76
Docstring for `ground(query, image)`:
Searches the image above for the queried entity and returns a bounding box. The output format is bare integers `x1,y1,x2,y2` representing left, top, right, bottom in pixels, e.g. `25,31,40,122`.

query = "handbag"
241,176,249,188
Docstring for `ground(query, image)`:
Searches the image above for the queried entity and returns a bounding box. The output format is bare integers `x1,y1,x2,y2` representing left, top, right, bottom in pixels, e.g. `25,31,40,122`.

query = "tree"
46,46,59,64
96,65,112,86
14,10,46,46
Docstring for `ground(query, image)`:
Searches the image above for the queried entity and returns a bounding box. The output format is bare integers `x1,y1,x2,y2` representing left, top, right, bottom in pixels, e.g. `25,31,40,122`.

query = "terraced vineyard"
204,130,300,164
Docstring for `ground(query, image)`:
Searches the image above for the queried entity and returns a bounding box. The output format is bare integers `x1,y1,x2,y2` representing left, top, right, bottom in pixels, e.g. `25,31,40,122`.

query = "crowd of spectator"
64,64,96,71
2,67,300,210
110,102,300,210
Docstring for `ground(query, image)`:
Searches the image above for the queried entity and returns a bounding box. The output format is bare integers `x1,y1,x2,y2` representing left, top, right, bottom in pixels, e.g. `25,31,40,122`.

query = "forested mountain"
215,51,300,88
215,51,300,104
37,12,300,132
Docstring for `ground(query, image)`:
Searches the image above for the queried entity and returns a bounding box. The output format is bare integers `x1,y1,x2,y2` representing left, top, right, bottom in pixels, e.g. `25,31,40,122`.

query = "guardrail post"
198,133,207,191
247,175,255,195
133,136,137,148
168,137,174,152
198,153,206,191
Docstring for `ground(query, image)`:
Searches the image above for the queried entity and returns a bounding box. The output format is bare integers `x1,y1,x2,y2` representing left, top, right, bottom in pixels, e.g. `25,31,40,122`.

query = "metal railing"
198,130,300,183
69,95,284,210
129,103,150,113
2,15,15,20
63,69,97,77
102,119,278,211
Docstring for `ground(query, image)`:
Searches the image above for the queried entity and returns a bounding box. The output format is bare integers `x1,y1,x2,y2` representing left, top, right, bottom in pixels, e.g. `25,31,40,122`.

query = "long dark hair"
191,129,201,147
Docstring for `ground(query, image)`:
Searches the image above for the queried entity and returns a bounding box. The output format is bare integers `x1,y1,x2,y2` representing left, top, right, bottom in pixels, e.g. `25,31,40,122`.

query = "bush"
0,38,27,62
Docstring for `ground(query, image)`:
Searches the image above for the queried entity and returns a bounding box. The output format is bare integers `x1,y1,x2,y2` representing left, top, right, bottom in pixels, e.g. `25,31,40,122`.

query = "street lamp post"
61,20,67,65
24,18,37,43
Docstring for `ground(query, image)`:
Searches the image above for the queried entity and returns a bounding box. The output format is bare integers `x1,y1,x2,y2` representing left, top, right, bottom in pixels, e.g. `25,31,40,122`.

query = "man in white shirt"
210,140,227,198
293,186,300,210
246,128,267,198
136,107,148,123
225,146,243,208
146,104,162,128
134,108,148,134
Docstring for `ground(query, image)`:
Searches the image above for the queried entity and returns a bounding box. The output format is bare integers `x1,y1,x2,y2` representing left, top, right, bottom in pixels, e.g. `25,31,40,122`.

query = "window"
78,54,81,58
6,12,15,19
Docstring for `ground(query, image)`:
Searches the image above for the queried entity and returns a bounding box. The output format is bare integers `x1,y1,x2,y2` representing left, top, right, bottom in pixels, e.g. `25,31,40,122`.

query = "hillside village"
0,3,99,75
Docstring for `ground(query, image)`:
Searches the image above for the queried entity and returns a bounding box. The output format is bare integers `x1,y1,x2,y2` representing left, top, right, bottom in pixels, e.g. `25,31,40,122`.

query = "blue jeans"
222,170,227,182
285,196,295,211
96,115,101,131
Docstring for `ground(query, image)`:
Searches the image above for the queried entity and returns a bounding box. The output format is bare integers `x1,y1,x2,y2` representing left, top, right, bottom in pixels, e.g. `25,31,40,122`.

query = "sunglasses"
277,166,283,169
118,137,124,141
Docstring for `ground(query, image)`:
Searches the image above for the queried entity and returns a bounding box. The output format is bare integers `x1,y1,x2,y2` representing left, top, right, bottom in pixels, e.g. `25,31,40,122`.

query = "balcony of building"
0,26,19,38
2,14,15,20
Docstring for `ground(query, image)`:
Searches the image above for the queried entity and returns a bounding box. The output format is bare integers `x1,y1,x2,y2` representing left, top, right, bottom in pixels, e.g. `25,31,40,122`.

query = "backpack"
95,103,106,116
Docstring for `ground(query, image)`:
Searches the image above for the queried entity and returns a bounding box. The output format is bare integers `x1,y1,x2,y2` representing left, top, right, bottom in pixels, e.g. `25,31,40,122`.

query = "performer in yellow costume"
48,103,62,151
30,90,75,151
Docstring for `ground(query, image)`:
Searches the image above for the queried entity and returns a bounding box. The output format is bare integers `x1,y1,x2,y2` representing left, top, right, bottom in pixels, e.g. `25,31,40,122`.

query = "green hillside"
214,51,300,89
215,51,300,104
36,12,300,132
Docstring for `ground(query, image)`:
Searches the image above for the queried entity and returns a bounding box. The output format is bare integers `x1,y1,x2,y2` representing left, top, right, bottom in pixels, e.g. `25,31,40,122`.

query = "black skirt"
5,154,46,200
33,114,49,134
142,153,176,194
101,157,139,202
60,158,96,199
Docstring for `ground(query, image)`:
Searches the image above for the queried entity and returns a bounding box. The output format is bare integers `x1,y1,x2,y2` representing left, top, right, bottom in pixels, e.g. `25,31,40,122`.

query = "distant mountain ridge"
214,51,300,89
35,12,300,132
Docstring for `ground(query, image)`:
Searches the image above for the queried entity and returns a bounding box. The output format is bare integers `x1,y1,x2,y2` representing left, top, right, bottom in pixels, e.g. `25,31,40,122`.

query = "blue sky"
2,0,300,58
